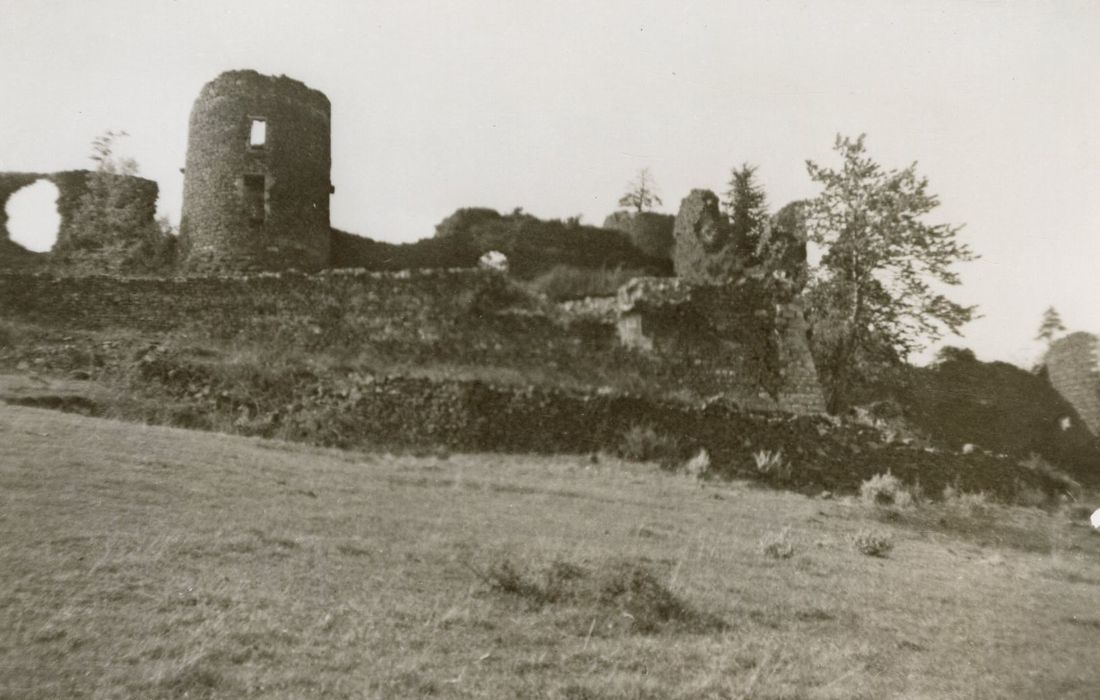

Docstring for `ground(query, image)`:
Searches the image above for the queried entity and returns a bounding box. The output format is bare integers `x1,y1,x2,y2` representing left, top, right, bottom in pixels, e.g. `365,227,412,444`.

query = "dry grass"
1,404,1099,698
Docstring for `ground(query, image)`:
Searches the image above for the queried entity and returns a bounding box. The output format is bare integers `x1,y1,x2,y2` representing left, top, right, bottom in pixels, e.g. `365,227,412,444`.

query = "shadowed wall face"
180,70,332,272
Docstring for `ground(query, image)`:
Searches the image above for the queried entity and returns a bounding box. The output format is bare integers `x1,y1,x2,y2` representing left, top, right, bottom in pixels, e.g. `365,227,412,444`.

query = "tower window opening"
243,175,266,223
249,118,267,147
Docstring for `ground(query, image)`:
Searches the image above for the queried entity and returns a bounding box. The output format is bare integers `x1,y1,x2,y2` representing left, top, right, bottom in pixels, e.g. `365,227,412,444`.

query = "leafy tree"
89,130,139,176
618,168,662,213
724,163,769,261
804,134,977,412
1035,306,1066,345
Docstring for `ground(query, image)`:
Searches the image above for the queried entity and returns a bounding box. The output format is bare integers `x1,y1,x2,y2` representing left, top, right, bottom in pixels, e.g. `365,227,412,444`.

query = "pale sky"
1,0,1097,367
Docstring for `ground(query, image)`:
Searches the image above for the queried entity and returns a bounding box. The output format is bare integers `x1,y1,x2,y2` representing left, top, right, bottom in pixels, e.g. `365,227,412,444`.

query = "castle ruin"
179,70,333,272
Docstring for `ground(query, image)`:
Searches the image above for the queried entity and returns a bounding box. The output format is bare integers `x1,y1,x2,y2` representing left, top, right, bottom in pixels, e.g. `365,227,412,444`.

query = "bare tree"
618,168,663,213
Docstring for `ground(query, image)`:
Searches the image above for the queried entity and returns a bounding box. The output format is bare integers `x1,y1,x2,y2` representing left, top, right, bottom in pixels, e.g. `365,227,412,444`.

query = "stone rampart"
0,269,823,414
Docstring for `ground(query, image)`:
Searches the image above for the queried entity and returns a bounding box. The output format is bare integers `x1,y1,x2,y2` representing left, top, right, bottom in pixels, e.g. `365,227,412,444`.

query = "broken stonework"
616,276,825,413
1046,332,1100,436
0,170,159,271
672,189,741,283
180,70,332,272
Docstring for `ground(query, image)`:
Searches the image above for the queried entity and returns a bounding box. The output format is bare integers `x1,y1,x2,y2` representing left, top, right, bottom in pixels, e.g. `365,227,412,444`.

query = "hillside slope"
1,404,1098,698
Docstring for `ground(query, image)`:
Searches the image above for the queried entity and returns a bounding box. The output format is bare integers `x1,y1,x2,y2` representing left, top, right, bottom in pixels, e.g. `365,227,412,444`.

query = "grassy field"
1,404,1098,699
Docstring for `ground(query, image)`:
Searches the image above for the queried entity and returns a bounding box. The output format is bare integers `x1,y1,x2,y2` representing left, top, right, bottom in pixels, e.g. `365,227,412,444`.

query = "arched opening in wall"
6,179,61,252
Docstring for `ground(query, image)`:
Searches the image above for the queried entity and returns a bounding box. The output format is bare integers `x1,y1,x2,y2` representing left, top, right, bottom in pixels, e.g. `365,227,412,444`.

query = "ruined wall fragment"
1046,332,1100,436
0,170,159,272
616,276,826,413
672,189,741,283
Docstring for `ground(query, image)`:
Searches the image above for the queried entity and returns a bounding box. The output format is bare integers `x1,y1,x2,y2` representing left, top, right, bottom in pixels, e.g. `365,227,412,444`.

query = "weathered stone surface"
760,200,809,289
180,70,332,272
1046,332,1100,436
671,189,741,283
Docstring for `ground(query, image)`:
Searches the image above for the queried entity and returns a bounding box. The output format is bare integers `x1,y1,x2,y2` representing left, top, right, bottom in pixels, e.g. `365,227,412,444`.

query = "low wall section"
0,269,822,414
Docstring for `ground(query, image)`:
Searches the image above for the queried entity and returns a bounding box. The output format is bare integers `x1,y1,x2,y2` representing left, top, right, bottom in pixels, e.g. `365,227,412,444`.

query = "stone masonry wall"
1046,332,1100,436
180,71,332,272
616,276,825,413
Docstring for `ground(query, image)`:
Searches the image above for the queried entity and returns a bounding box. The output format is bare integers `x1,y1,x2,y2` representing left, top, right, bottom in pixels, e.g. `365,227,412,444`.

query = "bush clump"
618,425,679,465
860,471,914,508
852,530,893,557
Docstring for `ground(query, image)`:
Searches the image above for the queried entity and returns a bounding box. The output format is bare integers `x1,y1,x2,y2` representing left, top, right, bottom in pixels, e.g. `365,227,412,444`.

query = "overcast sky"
1,0,1097,367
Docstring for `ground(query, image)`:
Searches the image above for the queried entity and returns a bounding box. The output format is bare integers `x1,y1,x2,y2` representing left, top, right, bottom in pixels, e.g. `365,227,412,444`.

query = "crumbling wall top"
197,70,330,114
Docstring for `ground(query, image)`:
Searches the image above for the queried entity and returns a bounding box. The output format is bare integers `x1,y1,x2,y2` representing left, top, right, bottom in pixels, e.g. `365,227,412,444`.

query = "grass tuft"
753,449,791,482
759,526,796,560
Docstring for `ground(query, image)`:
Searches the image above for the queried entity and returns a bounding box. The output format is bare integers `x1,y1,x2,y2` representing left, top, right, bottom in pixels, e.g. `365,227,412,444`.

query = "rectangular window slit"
243,175,266,223
249,119,267,147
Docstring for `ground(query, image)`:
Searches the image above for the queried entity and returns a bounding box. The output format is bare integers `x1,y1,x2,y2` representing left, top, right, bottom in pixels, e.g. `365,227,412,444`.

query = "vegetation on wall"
54,130,176,274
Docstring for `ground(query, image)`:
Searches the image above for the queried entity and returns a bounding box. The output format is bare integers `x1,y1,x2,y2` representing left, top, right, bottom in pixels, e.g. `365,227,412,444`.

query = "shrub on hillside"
860,471,914,508
618,425,678,465
852,529,893,557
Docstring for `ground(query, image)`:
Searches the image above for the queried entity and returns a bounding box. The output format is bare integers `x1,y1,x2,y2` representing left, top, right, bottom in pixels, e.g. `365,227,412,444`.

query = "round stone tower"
180,70,332,272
